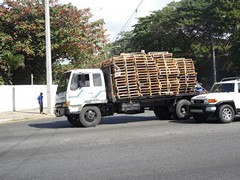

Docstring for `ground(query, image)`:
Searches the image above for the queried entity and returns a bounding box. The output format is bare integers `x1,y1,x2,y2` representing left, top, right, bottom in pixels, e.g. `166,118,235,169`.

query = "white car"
190,77,240,123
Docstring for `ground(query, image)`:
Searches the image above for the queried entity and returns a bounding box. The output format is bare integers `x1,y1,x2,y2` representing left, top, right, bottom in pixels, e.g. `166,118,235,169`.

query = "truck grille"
194,100,204,104
55,102,65,107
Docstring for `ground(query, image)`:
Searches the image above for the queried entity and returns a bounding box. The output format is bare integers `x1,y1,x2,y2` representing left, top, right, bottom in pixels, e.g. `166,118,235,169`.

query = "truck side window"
238,83,240,93
79,74,90,87
93,73,102,87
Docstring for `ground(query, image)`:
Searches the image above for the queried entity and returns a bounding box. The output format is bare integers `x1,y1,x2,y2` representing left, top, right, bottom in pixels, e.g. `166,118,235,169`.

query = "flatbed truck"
54,52,199,127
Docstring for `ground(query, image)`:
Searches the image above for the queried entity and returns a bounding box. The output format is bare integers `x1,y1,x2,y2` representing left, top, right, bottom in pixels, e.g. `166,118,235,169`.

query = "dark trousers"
39,103,43,113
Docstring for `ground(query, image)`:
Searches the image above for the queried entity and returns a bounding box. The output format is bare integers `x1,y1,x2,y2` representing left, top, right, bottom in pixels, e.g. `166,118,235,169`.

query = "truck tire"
67,115,83,127
218,104,234,123
79,106,102,127
174,99,191,120
154,106,171,120
193,114,207,123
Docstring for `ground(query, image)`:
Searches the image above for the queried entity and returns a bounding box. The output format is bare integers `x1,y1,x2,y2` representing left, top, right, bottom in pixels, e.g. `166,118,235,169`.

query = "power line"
111,0,144,42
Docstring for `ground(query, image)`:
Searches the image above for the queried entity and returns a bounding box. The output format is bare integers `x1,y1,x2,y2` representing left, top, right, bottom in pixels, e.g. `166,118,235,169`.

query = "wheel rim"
84,110,96,122
181,106,187,115
222,108,232,120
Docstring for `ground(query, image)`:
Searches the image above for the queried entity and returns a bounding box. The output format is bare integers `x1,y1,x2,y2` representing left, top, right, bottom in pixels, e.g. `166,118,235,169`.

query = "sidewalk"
0,108,55,124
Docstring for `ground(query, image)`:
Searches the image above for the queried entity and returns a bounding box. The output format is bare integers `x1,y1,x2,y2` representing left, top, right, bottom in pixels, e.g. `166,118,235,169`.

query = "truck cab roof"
65,68,102,74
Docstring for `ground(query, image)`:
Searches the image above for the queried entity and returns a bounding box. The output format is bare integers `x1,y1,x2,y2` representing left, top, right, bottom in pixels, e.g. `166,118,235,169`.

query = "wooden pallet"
175,58,197,93
99,51,197,99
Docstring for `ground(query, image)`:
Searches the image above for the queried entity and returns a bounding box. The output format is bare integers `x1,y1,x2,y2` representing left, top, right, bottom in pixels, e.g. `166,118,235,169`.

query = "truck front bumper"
54,107,70,117
190,104,217,115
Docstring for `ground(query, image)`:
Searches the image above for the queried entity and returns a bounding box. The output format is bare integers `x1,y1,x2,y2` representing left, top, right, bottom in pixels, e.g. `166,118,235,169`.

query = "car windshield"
210,83,234,93
56,72,71,94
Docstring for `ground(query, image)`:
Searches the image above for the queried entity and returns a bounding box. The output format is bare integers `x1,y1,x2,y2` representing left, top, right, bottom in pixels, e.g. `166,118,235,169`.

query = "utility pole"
45,0,53,114
212,37,217,83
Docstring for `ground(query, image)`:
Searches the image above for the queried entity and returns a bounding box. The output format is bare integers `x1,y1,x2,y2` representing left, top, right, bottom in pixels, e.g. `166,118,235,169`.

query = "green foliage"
0,0,107,84
110,31,134,55
0,76,3,85
111,0,240,88
0,51,25,84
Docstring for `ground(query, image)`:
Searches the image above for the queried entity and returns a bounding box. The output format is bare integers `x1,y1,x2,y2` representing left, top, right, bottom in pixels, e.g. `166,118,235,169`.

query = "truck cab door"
68,73,93,106
68,72,107,106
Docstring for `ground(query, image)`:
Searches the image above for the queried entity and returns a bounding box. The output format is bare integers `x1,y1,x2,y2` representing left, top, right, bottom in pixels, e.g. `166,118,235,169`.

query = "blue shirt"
38,95,43,105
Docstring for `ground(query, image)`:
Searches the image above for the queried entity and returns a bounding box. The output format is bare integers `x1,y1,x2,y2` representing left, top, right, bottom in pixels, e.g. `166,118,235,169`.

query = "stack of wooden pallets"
175,58,197,93
150,52,180,94
99,51,197,100
133,53,161,96
111,55,140,99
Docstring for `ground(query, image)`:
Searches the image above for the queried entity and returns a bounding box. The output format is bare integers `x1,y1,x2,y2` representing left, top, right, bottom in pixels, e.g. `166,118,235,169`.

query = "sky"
58,0,179,42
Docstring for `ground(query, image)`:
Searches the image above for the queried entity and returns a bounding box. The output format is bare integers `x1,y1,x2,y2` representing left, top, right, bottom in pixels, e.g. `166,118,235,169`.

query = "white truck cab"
54,69,108,126
190,77,240,123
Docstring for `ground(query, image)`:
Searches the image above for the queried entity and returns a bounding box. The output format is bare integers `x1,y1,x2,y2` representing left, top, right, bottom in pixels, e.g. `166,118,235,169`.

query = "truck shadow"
29,115,240,129
100,115,159,125
28,119,71,129
169,118,218,124
170,116,240,124
28,115,159,129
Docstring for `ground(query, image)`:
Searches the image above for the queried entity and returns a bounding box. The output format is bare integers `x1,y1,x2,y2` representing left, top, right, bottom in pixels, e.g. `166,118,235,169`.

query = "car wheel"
218,104,234,123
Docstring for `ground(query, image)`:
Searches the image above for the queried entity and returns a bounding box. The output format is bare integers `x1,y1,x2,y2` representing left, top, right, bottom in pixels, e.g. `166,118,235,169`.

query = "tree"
174,0,240,84
0,0,107,84
110,31,134,55
0,51,25,84
111,0,240,88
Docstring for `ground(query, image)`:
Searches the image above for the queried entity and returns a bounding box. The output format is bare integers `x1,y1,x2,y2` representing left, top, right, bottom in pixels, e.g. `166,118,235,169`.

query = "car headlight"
207,99,218,103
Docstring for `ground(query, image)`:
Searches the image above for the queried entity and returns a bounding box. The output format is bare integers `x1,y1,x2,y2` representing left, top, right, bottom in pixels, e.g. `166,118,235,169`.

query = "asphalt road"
1,111,240,180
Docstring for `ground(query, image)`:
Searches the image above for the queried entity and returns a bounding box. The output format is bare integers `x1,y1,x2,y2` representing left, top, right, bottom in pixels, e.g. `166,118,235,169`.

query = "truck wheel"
154,106,171,120
79,106,102,127
174,99,191,120
193,114,207,123
67,115,83,127
218,104,234,123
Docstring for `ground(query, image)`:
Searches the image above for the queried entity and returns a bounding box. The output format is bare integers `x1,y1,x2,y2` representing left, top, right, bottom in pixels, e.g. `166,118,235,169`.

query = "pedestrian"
37,92,43,114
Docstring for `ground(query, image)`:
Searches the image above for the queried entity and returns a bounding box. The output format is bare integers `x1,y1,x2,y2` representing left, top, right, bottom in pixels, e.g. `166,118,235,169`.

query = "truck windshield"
56,72,71,94
210,83,234,93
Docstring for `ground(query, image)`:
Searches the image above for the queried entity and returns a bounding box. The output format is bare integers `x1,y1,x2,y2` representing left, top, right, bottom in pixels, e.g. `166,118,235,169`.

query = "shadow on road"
28,115,240,129
170,116,240,124
28,120,71,129
28,115,159,129
100,115,159,125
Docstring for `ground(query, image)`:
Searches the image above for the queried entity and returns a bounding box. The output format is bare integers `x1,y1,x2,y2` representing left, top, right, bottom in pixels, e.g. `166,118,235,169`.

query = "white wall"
0,85,58,113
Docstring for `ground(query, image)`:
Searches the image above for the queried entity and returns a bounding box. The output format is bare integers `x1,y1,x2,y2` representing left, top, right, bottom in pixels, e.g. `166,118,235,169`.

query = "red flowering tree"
0,0,108,84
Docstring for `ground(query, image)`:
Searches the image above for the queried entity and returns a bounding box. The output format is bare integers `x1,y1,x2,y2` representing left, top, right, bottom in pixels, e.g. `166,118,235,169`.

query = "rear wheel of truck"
174,99,191,120
218,104,234,123
79,106,102,127
154,106,171,120
193,114,207,123
67,115,83,127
